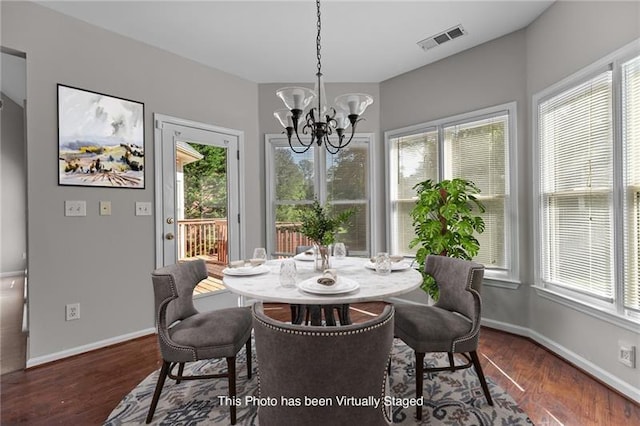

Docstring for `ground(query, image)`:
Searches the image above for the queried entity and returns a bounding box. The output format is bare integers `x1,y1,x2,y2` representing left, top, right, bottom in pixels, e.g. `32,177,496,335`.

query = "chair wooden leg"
447,352,455,371
415,351,425,421
246,338,252,380
308,305,322,325
227,357,237,425
289,305,299,323
176,362,185,384
469,350,493,406
292,305,306,325
146,360,170,424
336,304,351,325
323,305,337,326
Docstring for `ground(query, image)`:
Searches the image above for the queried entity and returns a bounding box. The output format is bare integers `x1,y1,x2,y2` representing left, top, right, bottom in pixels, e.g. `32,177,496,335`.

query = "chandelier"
274,0,373,154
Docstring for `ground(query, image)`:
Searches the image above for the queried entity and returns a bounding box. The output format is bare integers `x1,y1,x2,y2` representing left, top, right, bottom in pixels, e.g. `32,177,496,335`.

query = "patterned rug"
105,338,532,425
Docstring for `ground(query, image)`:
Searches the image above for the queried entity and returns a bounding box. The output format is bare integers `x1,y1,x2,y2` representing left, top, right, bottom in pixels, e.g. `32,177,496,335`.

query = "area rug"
105,338,532,425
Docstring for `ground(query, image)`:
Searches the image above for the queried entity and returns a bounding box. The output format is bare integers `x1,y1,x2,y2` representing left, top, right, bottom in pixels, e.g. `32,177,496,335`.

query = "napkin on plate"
317,269,337,286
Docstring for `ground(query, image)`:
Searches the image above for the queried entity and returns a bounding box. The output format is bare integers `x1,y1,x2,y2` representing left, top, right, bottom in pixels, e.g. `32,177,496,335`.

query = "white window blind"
538,70,614,300
444,114,509,268
623,55,640,311
390,130,438,255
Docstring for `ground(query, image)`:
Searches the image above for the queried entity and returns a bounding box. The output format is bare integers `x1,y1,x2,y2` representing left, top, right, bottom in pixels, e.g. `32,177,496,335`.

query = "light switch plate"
65,200,86,217
99,201,112,216
135,202,152,216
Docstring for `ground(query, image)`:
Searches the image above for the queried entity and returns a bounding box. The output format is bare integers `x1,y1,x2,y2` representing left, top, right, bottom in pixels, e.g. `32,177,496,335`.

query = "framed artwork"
58,84,145,188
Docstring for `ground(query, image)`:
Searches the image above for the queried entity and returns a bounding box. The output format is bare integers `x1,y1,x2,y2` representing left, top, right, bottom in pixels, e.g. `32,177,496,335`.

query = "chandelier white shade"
274,0,373,154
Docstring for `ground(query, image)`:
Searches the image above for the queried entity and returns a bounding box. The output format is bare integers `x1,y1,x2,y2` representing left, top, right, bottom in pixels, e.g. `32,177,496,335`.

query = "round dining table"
221,256,422,319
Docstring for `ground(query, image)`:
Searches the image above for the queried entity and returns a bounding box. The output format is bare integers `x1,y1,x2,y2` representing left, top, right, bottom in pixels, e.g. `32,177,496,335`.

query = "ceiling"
38,1,554,84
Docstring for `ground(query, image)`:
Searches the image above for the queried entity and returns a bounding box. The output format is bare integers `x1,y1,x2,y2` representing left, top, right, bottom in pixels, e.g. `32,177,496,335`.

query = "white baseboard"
26,327,156,368
481,318,640,404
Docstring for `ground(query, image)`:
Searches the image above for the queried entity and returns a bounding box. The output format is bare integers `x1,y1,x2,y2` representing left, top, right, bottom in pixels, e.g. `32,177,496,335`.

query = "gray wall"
381,1,640,399
1,1,260,361
0,93,27,274
525,0,640,396
381,29,530,327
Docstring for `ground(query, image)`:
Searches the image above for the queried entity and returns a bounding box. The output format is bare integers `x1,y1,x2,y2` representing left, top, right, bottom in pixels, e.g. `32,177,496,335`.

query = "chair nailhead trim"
254,313,393,337
452,267,482,353
155,274,197,361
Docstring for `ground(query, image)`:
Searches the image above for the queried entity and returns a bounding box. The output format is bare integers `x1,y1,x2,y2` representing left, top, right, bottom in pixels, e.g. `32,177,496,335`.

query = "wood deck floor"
191,256,226,295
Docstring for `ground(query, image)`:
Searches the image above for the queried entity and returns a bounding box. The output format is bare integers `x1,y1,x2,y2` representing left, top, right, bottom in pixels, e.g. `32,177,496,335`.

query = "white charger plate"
364,261,411,271
293,252,315,262
223,264,270,276
298,276,360,295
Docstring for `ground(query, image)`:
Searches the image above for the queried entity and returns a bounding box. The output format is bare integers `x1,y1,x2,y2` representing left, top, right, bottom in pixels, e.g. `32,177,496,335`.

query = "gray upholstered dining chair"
252,301,394,426
290,245,350,326
147,259,253,424
394,255,493,420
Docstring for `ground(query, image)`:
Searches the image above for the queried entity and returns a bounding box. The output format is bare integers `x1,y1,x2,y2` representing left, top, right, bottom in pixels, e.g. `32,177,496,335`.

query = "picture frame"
58,84,145,189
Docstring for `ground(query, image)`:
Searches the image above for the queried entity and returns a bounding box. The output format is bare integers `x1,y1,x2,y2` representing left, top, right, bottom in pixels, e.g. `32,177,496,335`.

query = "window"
265,134,374,258
386,103,517,282
623,54,640,313
534,45,640,321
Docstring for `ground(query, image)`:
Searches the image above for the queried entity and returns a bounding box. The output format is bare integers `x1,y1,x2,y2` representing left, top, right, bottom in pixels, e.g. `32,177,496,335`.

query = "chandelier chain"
316,0,322,75
275,0,371,154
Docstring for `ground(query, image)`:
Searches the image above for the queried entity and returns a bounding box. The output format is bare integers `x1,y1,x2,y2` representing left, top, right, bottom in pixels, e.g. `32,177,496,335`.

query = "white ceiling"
38,1,554,83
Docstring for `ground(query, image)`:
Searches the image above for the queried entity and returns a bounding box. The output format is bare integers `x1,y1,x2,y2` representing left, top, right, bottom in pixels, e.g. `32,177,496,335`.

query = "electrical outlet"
99,201,112,216
619,345,636,368
66,303,80,321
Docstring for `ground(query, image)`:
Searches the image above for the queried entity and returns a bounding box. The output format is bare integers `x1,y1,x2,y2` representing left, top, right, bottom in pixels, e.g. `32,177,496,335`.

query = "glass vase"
314,244,331,272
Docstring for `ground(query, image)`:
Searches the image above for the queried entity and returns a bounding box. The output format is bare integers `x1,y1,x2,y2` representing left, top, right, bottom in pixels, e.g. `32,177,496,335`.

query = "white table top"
222,256,422,304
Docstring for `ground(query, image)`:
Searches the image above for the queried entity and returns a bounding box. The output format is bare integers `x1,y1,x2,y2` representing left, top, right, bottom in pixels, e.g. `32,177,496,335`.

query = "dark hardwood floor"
1,302,638,425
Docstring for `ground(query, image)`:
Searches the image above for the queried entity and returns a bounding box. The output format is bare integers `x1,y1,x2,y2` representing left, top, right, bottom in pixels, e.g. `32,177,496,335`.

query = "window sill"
483,270,521,289
532,285,640,333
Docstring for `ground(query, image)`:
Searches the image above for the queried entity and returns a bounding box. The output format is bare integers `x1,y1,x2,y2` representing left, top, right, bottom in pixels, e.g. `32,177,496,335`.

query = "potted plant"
296,200,354,271
409,178,486,299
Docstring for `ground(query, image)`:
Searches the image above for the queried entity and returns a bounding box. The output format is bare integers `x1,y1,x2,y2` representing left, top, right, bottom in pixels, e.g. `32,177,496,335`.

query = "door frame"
153,113,246,268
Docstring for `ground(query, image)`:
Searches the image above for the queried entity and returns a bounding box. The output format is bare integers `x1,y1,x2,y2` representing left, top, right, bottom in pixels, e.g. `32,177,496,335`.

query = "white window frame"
384,102,519,285
265,133,376,258
532,39,640,329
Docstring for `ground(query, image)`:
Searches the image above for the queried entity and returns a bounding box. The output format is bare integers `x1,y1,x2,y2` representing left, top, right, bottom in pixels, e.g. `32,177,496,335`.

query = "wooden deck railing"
177,218,228,264
274,222,313,255
177,219,312,263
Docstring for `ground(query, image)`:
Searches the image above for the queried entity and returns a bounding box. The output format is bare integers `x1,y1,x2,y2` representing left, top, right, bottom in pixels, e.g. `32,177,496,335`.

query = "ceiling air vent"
417,24,466,52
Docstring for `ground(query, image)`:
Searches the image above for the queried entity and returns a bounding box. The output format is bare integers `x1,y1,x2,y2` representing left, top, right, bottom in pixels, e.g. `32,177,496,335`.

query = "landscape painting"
58,84,145,188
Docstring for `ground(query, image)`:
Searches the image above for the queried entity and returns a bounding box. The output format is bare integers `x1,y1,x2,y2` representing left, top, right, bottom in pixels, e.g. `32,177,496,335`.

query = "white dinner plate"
364,261,411,271
293,252,315,262
223,264,270,276
298,276,360,295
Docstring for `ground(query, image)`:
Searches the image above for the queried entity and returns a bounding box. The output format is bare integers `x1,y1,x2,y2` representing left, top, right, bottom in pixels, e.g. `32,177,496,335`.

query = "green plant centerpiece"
409,178,486,300
296,200,354,271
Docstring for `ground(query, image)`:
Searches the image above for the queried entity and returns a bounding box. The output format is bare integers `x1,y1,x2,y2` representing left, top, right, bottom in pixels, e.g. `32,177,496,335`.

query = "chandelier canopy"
274,0,373,154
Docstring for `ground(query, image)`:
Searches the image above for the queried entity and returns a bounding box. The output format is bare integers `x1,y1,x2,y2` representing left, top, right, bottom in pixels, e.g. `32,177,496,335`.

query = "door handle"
165,233,174,240
166,217,174,224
